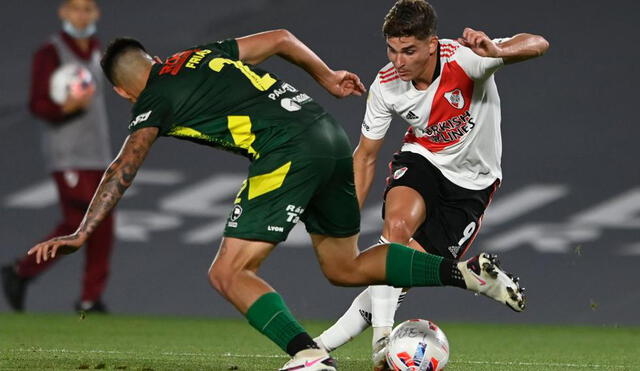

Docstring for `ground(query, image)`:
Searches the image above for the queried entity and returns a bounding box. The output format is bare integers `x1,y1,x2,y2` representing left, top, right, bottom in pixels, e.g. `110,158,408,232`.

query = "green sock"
385,243,444,287
245,292,306,353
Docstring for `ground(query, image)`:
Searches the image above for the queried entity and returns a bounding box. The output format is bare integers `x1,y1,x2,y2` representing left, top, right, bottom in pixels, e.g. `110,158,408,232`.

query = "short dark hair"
101,37,147,85
383,0,438,40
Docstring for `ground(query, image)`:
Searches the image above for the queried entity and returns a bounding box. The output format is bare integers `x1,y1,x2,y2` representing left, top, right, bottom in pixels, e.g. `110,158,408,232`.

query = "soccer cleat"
458,253,526,312
75,300,108,314
371,336,391,371
1,264,29,312
279,349,337,371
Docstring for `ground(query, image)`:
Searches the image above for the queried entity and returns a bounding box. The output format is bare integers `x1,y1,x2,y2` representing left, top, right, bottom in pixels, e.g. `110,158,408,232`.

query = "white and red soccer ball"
49,63,95,104
386,319,450,371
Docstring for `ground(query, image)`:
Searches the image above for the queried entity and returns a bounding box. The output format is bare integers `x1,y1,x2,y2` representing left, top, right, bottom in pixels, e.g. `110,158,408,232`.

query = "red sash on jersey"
404,61,474,153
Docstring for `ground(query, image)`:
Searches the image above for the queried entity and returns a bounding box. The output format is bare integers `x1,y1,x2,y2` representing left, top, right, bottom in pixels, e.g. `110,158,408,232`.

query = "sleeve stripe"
379,66,395,74
380,69,398,79
380,76,400,84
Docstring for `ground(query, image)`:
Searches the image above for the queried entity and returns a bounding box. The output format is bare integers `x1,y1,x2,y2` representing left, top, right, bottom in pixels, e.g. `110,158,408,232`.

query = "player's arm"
457,28,549,64
353,136,384,209
235,29,366,98
28,126,159,263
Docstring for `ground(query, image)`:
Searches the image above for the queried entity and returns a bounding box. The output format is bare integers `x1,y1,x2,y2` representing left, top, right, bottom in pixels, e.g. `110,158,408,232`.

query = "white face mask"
63,20,96,39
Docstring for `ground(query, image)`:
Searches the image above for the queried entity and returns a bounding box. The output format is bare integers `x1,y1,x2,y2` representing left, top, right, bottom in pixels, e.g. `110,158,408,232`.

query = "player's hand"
321,70,367,98
61,84,96,114
27,232,87,264
457,28,501,58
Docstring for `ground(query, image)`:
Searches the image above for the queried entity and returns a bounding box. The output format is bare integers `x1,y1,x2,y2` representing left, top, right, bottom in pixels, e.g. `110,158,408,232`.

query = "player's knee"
207,265,222,292
322,266,361,287
208,264,234,295
385,217,413,242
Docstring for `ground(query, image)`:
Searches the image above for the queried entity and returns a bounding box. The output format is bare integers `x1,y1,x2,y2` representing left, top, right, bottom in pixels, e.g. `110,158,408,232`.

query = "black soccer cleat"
75,299,109,314
1,264,29,312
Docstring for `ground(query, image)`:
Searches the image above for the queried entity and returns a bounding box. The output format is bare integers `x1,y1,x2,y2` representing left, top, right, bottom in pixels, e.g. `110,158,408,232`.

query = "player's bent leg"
208,237,277,312
312,235,526,311
311,234,388,286
383,186,427,243
311,234,452,288
208,237,331,364
370,239,425,371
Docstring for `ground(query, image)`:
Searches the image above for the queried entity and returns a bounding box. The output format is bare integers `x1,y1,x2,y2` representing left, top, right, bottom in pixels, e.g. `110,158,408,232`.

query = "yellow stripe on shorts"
248,161,292,200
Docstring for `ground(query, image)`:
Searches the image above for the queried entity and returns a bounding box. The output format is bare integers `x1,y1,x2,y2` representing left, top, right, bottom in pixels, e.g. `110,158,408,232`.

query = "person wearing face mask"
1,0,113,313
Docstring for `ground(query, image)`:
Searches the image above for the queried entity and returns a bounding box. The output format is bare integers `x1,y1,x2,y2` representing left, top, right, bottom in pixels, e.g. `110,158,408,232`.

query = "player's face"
59,0,100,32
386,36,438,81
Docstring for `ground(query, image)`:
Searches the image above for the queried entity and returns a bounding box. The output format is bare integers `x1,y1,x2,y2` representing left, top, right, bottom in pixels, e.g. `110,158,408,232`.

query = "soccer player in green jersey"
28,29,525,371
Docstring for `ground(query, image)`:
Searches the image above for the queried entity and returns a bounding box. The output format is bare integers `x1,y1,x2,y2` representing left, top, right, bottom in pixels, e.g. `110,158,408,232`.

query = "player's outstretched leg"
458,253,526,312
313,237,526,312
208,238,336,370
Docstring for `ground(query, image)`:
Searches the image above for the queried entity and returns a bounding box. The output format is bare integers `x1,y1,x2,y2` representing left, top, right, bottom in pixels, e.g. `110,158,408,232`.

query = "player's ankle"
372,326,392,347
439,258,466,288
286,333,320,356
313,337,329,352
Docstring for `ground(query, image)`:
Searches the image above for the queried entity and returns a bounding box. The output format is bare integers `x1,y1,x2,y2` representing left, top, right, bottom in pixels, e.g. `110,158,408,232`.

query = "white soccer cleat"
458,253,526,312
279,349,337,371
371,336,391,371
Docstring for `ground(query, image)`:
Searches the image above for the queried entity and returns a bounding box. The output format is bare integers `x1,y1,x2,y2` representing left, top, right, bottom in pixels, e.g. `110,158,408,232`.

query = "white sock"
370,284,403,346
315,287,372,352
316,236,410,353
370,236,404,346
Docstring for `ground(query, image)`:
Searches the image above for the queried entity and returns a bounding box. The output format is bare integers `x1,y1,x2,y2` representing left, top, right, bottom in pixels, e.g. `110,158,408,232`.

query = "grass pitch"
1,313,638,370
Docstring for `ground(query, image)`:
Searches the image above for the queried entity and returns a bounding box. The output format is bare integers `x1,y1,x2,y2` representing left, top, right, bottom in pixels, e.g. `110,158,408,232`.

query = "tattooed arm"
28,126,159,263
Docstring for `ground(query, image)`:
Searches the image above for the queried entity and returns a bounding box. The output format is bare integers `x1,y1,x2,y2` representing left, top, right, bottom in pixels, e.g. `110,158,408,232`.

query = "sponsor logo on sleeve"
129,110,152,129
227,205,243,228
230,205,243,221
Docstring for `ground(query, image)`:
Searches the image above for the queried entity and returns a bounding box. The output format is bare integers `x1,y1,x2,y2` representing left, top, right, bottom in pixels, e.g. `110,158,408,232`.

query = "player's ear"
113,86,131,100
429,36,439,54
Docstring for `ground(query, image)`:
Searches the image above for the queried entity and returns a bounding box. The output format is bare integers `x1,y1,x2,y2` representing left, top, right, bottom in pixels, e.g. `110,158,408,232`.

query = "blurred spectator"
1,0,114,313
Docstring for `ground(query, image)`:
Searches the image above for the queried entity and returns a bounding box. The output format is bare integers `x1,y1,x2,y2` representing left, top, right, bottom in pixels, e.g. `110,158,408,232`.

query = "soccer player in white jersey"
314,0,549,369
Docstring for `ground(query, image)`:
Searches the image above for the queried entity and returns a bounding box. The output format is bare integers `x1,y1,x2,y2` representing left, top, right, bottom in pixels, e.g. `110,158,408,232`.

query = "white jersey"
362,38,508,190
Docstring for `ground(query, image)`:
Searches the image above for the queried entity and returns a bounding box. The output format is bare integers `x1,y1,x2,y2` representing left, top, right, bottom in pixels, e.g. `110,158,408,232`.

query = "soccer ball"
386,319,449,371
49,63,94,104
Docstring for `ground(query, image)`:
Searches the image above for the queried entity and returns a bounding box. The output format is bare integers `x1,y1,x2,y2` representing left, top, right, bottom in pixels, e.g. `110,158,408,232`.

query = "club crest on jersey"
444,88,465,109
393,167,408,180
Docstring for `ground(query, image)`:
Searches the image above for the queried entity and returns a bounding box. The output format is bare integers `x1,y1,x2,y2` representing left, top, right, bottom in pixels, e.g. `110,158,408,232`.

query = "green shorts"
223,115,360,243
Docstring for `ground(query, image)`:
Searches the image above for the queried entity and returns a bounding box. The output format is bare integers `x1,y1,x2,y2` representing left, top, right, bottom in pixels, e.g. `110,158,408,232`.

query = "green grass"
1,313,638,370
